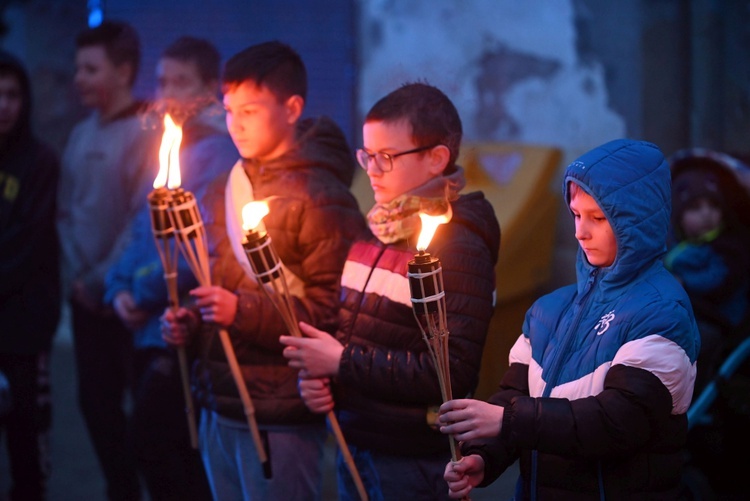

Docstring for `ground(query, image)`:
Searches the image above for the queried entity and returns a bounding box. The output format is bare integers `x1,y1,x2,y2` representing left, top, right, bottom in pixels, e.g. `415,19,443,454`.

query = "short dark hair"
222,41,306,102
365,82,463,171
162,36,221,84
76,20,140,86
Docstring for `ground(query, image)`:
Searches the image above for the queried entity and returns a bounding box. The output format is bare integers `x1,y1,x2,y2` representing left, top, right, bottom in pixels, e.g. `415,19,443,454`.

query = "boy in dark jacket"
0,49,61,501
161,41,366,500
438,139,700,500
280,82,501,500
105,36,236,501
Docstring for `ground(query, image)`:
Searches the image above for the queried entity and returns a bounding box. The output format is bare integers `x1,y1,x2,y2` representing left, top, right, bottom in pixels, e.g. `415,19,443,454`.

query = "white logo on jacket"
595,310,615,335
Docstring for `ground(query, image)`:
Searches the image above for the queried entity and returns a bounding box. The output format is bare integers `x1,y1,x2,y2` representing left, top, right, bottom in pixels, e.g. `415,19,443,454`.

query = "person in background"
438,139,700,500
160,41,367,500
280,82,501,500
664,152,750,500
105,36,236,501
665,161,750,395
0,49,61,501
57,20,160,501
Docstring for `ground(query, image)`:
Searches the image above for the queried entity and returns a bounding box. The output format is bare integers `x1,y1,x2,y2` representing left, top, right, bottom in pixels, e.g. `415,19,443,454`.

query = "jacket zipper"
532,268,599,501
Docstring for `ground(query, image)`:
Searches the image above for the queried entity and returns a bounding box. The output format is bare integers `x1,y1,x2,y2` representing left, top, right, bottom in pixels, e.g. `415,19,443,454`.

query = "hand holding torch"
241,201,368,501
407,208,464,465
148,114,197,448
154,115,271,477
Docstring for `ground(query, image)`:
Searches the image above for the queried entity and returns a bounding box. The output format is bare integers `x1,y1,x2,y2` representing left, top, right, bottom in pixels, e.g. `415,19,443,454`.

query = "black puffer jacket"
193,116,367,424
334,191,500,455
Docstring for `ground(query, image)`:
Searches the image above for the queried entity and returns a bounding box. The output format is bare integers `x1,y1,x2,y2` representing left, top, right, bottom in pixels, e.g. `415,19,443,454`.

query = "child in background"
105,36,237,501
57,21,160,500
665,161,750,395
0,49,61,501
439,139,700,500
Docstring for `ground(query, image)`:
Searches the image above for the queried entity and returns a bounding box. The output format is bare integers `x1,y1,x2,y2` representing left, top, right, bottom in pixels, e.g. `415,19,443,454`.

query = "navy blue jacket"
105,106,238,348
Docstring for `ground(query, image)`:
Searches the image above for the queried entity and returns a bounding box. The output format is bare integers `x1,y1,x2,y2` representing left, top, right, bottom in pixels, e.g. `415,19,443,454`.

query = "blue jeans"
337,445,452,501
200,409,327,500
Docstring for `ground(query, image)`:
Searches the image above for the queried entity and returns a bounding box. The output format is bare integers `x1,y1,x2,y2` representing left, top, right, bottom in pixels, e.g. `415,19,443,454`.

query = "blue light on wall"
88,0,103,27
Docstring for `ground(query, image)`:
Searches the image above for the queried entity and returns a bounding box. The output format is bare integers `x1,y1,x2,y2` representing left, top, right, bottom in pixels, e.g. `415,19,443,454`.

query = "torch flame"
242,201,270,232
416,205,452,252
153,113,183,189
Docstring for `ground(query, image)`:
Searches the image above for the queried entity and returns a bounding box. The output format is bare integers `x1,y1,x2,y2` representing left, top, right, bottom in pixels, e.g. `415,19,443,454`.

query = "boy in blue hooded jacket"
104,36,236,501
439,139,700,500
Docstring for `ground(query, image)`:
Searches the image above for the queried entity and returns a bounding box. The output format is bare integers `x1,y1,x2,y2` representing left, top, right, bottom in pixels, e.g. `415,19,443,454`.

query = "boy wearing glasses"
160,41,366,500
280,82,501,500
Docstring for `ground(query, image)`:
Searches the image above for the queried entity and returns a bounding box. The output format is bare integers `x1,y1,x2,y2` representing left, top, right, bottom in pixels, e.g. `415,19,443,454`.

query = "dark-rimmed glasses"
356,144,441,173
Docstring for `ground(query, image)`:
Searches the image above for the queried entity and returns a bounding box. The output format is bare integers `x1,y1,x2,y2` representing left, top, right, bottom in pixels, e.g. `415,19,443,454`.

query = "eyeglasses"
356,144,440,173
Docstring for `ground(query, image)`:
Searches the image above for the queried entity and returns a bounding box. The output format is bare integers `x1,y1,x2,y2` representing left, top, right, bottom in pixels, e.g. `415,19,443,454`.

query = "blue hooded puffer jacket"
464,139,701,500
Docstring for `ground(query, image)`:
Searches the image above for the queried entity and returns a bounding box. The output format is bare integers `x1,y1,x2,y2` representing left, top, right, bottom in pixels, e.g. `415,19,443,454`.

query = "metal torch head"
408,251,448,336
408,252,444,314
168,188,199,240
242,230,282,283
147,187,174,236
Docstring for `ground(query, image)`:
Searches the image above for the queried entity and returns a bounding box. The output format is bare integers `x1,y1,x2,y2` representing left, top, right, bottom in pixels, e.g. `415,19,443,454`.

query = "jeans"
200,409,327,500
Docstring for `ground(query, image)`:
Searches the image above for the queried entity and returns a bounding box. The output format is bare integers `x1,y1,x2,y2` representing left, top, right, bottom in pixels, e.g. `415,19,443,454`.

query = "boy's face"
0,73,22,136
223,81,299,162
361,119,444,204
569,187,617,267
156,57,216,120
681,197,722,239
74,45,130,109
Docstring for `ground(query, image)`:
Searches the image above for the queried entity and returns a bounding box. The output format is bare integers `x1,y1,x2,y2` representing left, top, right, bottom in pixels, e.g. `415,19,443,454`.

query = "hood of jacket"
243,115,356,188
0,49,32,153
563,139,671,296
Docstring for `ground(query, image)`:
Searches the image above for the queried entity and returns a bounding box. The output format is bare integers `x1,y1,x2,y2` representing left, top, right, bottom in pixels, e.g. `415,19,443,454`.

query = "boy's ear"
428,144,451,176
284,94,304,124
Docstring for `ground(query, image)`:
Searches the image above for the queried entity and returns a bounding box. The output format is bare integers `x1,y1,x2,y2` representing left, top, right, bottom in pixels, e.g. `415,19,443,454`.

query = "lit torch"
241,201,368,501
151,114,271,477
407,207,463,464
147,113,197,448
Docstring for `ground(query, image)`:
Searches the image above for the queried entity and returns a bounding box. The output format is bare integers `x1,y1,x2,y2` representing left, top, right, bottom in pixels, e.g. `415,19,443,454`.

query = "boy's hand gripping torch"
155,114,271,477
241,201,368,501
407,208,471,501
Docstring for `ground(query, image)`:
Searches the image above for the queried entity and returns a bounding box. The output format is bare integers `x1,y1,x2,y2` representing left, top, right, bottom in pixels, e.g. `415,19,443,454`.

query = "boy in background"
105,36,236,501
57,20,159,501
0,49,61,501
161,41,367,500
